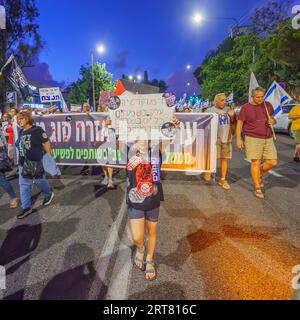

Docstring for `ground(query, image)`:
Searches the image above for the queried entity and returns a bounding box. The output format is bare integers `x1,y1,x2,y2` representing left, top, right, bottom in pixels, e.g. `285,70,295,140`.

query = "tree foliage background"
67,63,116,106
0,0,43,106
194,1,300,103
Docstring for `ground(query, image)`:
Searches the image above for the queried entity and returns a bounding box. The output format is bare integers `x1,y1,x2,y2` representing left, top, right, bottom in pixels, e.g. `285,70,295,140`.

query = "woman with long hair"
16,109,54,219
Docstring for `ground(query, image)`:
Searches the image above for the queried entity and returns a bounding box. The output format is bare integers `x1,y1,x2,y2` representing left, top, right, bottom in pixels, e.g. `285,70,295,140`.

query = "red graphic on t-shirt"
137,182,153,197
136,163,152,183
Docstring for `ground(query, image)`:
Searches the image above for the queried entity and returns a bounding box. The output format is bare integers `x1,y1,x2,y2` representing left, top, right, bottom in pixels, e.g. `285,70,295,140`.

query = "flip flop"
144,260,157,281
254,188,265,200
131,247,145,271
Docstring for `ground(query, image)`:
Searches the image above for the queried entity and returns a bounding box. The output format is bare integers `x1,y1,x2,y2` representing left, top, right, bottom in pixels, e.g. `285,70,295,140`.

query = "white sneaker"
107,179,114,189
101,175,108,185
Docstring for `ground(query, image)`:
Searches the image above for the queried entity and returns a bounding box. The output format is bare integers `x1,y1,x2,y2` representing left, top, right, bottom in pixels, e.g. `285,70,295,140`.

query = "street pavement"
0,133,299,300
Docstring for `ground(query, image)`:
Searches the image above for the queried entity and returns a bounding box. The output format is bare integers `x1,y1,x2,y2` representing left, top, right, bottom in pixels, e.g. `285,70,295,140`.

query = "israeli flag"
265,81,292,116
248,71,260,102
0,5,6,30
227,92,234,104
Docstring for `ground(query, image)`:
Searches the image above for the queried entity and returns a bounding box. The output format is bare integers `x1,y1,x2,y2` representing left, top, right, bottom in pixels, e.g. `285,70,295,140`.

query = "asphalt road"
0,133,299,300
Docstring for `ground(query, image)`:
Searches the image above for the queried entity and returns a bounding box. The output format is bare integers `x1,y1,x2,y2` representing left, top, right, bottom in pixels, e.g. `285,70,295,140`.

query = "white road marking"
244,159,284,178
105,226,132,300
89,196,128,299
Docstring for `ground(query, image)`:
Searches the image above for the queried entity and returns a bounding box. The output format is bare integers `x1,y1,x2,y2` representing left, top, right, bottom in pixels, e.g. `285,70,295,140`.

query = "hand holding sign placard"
109,93,176,141
39,87,61,103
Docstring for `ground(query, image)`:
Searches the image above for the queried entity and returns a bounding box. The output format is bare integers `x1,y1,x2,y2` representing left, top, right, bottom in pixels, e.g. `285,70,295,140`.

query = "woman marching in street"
16,109,54,219
128,116,180,281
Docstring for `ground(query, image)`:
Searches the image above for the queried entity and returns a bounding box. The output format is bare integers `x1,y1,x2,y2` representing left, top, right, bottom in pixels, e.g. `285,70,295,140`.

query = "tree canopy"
194,0,299,103
67,63,116,106
0,0,43,106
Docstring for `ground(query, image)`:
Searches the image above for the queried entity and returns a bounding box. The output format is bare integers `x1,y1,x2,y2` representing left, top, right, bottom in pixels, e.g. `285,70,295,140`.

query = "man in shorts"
236,87,277,199
204,93,236,189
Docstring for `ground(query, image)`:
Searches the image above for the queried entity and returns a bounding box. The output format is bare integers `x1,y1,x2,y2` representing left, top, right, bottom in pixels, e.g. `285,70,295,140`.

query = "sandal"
254,188,265,200
144,260,157,281
218,179,231,190
9,198,19,209
131,246,145,271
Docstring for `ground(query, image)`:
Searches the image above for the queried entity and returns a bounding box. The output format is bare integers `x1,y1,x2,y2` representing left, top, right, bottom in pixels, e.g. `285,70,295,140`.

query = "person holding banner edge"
236,87,278,200
101,115,115,189
204,93,236,189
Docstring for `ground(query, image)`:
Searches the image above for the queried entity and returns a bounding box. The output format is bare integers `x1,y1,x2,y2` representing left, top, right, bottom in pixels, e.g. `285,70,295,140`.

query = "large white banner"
35,113,218,173
39,87,61,103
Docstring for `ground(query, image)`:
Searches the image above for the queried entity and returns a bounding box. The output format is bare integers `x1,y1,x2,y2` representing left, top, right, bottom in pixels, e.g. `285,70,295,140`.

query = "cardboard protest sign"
99,91,115,107
39,87,61,103
108,93,175,141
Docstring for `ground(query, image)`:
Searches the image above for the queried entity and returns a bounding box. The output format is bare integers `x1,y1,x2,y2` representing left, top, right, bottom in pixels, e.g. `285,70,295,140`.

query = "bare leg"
107,167,114,179
260,159,278,176
102,167,114,186
251,159,261,189
220,158,228,180
296,145,300,158
130,218,145,269
145,220,158,280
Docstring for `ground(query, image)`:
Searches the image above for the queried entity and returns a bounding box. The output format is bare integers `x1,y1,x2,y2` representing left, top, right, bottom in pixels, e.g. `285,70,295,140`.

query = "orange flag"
115,80,126,96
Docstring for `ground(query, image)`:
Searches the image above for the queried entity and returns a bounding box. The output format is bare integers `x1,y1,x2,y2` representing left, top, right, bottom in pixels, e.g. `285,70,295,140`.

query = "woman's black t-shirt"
18,125,49,166
126,145,164,211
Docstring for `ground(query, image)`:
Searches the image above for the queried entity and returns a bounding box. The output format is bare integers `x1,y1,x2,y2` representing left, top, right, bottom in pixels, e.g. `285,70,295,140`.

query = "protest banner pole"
264,101,277,141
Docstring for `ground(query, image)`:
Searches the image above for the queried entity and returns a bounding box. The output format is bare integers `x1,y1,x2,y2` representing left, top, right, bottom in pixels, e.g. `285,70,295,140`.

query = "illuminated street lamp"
186,65,191,70
193,12,204,24
191,12,239,38
97,44,105,54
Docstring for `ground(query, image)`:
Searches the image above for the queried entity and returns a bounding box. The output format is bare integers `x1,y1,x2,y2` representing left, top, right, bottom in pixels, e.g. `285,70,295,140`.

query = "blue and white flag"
0,5,5,30
60,92,69,113
265,81,292,116
248,71,260,102
227,92,234,104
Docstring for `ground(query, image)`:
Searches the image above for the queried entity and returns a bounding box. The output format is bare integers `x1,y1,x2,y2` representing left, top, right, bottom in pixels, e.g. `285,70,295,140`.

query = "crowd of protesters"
1,88,300,281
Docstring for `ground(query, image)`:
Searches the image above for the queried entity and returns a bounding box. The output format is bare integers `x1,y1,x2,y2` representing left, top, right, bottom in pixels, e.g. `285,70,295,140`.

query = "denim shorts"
128,207,160,222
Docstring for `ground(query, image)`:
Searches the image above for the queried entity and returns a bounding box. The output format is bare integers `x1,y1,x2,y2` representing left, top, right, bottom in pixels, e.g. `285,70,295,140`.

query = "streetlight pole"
192,13,240,38
91,44,105,110
210,17,239,38
91,51,96,109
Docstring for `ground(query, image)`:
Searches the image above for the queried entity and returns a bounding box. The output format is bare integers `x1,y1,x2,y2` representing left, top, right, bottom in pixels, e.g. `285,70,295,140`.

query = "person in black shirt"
128,117,180,281
17,109,54,219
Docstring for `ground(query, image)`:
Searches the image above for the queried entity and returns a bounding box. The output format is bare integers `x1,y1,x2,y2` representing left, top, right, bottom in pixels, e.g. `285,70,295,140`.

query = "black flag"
0,54,31,100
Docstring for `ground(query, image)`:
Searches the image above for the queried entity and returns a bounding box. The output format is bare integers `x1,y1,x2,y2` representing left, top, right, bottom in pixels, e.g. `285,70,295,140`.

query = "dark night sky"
29,0,292,97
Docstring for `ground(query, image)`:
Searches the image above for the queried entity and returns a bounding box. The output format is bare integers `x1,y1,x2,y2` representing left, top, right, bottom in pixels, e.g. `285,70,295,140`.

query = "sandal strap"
134,256,145,264
145,269,156,274
135,246,145,254
145,260,155,266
